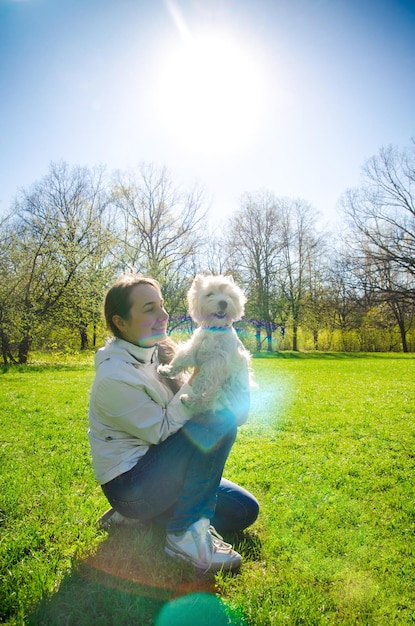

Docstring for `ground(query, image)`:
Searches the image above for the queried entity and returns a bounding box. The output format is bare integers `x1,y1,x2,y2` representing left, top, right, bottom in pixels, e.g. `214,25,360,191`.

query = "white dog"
157,274,253,414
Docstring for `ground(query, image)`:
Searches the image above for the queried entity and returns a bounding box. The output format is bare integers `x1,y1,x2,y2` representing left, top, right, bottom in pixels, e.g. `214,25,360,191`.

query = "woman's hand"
187,367,200,386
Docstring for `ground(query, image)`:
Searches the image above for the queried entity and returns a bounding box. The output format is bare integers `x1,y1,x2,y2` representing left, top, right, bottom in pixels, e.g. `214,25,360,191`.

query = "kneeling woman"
88,273,259,573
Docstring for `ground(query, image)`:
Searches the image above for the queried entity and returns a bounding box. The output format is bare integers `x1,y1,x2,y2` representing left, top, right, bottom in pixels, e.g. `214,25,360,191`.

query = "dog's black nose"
218,300,227,310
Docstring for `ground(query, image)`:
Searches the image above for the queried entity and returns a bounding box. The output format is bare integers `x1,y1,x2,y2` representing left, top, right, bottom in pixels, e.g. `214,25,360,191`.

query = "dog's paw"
180,394,200,409
180,393,191,405
180,394,213,414
157,364,173,378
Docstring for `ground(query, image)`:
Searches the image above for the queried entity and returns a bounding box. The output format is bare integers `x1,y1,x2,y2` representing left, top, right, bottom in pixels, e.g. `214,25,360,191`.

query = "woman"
88,273,259,573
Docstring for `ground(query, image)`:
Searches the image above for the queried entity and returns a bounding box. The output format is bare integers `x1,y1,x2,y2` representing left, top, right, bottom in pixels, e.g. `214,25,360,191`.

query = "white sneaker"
165,518,242,572
97,508,142,530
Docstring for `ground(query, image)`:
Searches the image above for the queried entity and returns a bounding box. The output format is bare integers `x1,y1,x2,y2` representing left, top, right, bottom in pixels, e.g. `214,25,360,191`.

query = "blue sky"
1,0,414,227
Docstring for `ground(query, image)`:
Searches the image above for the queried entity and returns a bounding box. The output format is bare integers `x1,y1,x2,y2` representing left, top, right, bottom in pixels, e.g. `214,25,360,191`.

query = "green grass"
1,353,414,624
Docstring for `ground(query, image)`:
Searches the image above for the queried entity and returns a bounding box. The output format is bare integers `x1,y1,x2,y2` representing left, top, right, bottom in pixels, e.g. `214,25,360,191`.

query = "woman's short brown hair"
104,274,162,338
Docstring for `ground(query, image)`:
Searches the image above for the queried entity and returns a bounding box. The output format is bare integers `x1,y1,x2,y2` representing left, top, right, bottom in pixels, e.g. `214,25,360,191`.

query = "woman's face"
114,283,169,348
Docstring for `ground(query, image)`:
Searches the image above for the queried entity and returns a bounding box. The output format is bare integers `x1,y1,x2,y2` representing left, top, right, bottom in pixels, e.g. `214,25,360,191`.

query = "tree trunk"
18,334,30,364
313,328,319,350
389,299,409,353
255,328,261,352
80,326,89,351
397,318,408,353
0,329,14,365
292,322,298,351
266,321,273,352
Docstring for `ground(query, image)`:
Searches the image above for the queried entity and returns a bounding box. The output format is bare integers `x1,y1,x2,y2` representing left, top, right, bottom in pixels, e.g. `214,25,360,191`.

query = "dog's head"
187,274,246,328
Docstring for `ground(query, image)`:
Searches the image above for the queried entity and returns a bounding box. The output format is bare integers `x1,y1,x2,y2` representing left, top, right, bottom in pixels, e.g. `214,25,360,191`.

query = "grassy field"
1,352,414,625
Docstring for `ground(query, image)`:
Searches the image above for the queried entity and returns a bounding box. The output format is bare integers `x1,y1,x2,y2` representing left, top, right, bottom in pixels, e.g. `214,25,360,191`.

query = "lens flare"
155,591,243,625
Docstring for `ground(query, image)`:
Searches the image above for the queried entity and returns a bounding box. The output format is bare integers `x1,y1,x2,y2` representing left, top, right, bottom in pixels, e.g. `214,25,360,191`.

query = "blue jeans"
102,409,259,534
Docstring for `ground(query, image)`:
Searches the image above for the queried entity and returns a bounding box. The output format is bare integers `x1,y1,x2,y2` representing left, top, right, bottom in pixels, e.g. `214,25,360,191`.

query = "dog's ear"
192,274,205,288
188,274,204,305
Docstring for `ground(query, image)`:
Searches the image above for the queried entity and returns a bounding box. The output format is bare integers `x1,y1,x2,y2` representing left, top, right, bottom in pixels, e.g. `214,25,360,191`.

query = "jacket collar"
115,338,158,364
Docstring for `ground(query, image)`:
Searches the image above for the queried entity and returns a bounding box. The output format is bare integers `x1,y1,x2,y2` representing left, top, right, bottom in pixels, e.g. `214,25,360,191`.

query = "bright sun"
156,24,265,155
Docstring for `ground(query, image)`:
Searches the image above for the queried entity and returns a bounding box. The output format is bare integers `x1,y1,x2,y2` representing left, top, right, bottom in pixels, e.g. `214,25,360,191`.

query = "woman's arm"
91,377,194,445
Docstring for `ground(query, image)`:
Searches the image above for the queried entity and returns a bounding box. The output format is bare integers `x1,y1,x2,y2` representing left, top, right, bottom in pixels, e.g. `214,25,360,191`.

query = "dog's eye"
206,292,214,297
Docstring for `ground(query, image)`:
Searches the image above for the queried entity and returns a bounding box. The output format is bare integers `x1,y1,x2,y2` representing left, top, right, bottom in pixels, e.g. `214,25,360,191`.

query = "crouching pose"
88,273,259,573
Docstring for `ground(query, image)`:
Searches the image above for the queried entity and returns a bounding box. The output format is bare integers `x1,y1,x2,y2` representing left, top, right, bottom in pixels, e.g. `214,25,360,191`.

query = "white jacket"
88,337,250,485
88,338,194,484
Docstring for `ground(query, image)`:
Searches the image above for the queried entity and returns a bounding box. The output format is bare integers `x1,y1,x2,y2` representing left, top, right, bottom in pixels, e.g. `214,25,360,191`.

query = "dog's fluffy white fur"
157,274,253,414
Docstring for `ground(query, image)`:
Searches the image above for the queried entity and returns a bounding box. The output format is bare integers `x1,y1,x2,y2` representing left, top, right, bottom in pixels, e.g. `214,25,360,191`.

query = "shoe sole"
97,508,143,530
97,508,116,530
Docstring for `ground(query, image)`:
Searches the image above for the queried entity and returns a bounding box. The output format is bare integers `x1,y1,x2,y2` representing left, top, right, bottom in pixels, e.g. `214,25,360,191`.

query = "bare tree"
325,250,369,349
225,190,283,351
199,226,229,276
375,267,414,352
277,198,324,351
111,163,208,318
302,246,331,350
341,140,415,351
342,140,415,296
347,244,413,352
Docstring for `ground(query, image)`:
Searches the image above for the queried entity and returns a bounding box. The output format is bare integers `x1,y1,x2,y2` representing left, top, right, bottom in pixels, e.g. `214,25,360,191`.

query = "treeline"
1,139,414,363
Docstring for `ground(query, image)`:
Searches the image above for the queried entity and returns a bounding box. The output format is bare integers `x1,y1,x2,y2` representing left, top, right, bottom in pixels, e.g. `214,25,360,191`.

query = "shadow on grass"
27,523,260,625
253,350,414,360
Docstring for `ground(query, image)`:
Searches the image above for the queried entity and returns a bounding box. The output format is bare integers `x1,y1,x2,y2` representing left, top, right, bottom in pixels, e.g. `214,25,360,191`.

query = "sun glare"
156,27,265,155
